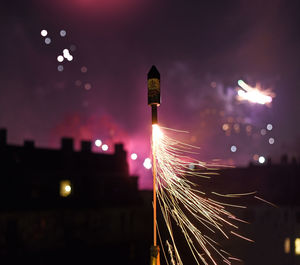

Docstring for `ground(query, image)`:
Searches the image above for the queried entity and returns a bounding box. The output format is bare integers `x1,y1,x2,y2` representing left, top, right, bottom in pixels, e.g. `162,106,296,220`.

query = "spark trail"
152,125,253,265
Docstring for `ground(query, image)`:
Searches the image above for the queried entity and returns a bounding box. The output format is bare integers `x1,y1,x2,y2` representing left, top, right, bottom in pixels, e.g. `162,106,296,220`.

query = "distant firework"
236,80,275,105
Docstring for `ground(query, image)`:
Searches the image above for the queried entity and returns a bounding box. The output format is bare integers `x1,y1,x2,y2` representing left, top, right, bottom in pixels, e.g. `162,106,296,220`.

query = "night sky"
1,0,300,189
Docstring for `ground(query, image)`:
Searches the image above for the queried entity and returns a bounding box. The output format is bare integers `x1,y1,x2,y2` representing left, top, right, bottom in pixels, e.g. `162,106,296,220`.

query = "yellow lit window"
295,238,300,255
284,238,290,253
60,180,71,197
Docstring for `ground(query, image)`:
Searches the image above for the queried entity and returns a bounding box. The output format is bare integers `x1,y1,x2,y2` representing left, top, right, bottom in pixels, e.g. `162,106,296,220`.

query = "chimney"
24,140,35,149
114,143,129,176
114,143,125,155
0,128,7,147
81,140,92,152
61,137,74,151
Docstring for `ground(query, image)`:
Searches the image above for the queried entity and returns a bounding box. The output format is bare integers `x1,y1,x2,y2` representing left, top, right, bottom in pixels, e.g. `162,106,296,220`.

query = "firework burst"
236,80,275,105
152,124,254,265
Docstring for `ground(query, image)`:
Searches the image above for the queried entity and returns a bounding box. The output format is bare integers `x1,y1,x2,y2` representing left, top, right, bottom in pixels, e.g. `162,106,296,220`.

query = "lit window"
60,180,71,197
284,238,290,254
295,238,300,255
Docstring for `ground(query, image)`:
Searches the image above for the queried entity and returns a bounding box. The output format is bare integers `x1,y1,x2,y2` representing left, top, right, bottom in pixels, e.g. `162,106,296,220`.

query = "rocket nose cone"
147,65,160,79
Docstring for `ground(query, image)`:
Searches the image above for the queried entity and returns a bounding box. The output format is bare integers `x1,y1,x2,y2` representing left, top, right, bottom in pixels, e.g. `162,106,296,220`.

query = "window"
60,180,72,197
284,238,290,254
295,238,300,255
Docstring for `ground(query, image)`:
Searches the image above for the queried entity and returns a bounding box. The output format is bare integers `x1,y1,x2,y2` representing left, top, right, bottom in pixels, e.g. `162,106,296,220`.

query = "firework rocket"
148,65,161,265
148,65,160,124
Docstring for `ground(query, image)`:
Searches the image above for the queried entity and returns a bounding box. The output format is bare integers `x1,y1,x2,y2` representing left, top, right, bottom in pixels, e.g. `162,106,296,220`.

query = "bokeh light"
57,65,64,72
75,80,82,86
143,158,152,170
63,49,70,58
230,145,237,152
40,29,48,37
45,37,51,44
60,30,66,37
267,123,273,131
67,55,73,61
81,66,88,73
57,55,64,62
84,83,92,90
233,123,240,133
222,123,229,131
260,129,267,136
70,44,76,51
95,139,102,147
102,144,108,151
131,153,138,160
258,156,265,164
268,137,275,144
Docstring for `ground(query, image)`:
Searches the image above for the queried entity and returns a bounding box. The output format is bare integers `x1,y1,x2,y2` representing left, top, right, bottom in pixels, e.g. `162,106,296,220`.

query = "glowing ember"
237,80,275,105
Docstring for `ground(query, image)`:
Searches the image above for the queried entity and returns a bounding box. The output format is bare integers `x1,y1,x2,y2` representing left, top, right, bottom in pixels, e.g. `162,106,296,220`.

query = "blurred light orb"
63,49,70,58
210,81,217,88
84,83,92,90
95,139,102,147
57,55,64,62
230,145,237,152
222,123,229,131
41,29,48,37
75,80,82,86
131,153,138,160
102,144,108,151
246,125,252,133
269,137,275,144
60,30,66,37
233,123,240,133
67,55,73,61
70,44,76,52
45,37,51,44
143,158,152,170
65,185,71,192
253,154,259,161
267,124,273,131
81,66,88,73
260,129,267,136
57,65,64,72
258,156,265,164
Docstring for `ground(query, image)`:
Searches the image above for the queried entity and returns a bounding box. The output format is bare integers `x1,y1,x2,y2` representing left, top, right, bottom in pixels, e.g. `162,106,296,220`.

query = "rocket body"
147,65,160,124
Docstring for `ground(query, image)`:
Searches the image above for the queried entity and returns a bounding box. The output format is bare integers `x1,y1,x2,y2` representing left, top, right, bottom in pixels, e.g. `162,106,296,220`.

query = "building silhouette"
0,128,152,265
0,128,299,265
